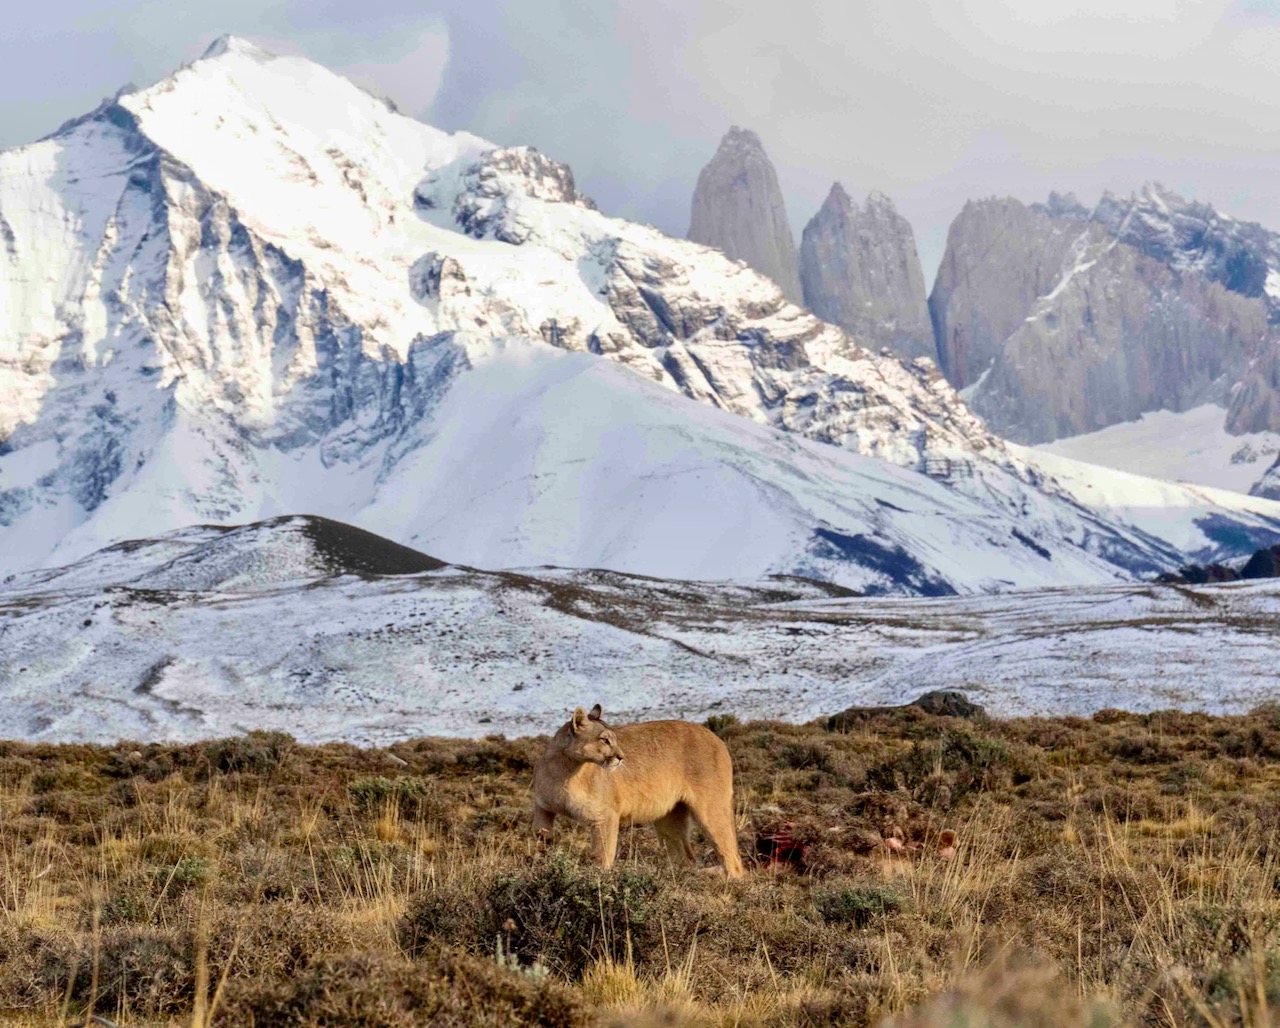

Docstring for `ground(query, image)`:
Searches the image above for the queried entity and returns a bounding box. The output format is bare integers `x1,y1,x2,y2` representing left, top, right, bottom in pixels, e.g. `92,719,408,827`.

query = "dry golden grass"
2,705,1280,1026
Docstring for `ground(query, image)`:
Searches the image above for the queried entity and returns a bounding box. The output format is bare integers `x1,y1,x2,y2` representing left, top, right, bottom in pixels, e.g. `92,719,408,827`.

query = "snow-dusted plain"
2,517,1278,745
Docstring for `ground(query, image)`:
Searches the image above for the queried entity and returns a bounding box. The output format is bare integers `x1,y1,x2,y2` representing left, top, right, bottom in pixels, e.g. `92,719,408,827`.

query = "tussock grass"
2,709,1280,1025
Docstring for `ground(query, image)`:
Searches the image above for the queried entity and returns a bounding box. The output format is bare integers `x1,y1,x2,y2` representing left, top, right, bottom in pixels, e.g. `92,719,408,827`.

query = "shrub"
814,885,903,927
215,949,588,1028
490,854,659,977
453,743,532,775
778,741,837,774
866,728,1017,800
159,855,211,891
349,775,450,821
399,890,470,952
39,928,194,1014
94,888,147,927
202,731,294,775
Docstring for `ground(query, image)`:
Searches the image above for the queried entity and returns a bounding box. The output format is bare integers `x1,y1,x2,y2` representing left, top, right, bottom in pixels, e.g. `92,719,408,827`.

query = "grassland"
3,703,1280,1026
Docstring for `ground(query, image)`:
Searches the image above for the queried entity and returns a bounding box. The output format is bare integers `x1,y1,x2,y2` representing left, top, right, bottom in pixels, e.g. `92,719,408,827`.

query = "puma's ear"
571,707,588,732
588,704,603,721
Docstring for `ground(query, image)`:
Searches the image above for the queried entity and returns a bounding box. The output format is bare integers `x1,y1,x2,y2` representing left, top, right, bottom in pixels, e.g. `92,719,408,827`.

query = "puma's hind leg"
654,803,697,866
687,789,745,879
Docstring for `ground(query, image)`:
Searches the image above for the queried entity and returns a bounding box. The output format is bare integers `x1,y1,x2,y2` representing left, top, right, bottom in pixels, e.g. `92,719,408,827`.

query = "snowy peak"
1104,184,1276,302
199,34,276,62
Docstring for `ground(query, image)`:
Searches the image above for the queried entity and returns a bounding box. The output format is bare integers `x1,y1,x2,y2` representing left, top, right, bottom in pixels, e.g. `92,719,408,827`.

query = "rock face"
976,235,1269,442
929,193,1089,389
799,185,933,361
1231,343,1280,436
688,127,803,304
933,186,1280,443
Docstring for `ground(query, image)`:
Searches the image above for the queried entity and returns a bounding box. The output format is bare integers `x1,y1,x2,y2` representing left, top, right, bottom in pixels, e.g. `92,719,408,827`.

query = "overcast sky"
5,0,1280,277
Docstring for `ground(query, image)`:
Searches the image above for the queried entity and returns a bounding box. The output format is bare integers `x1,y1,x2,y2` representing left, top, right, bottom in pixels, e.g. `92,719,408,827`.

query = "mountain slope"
0,338,1136,593
3,38,1280,588
1037,405,1280,494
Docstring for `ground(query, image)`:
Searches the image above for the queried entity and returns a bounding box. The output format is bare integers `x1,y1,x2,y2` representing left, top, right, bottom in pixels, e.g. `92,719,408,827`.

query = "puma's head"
558,704,625,770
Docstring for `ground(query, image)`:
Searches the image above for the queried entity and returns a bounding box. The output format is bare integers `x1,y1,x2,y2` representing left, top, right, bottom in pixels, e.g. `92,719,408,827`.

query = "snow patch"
1035,405,1280,495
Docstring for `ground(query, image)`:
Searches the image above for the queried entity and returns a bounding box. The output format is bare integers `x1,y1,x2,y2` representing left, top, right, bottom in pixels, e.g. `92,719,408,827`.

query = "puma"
531,704,744,878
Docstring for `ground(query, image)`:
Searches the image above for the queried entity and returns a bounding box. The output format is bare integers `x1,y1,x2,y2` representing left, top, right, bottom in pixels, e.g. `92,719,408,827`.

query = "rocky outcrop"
1231,342,1280,435
1241,544,1280,578
1094,187,1280,303
799,185,933,360
444,146,597,245
688,127,803,304
937,185,1280,443
825,689,986,731
1251,454,1280,500
1156,542,1280,583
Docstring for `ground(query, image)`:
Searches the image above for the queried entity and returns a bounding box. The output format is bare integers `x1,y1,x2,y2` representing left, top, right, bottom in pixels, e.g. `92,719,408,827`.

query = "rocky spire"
798,184,934,361
688,127,803,303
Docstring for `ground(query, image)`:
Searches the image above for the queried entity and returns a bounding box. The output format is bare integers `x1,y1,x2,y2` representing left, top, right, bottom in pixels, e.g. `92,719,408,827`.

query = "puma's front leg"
591,813,621,869
533,805,556,846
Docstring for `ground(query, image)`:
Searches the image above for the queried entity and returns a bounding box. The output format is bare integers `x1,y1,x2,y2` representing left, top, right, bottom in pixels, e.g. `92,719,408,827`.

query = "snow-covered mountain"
4,516,1278,743
3,37,1280,592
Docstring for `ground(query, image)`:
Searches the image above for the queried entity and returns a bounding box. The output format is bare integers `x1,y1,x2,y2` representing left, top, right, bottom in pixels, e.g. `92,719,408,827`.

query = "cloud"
4,0,1280,279
411,0,1280,274
339,30,449,115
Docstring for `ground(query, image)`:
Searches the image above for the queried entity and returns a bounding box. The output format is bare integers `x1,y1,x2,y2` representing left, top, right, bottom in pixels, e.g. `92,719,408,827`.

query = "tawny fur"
531,705,744,878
